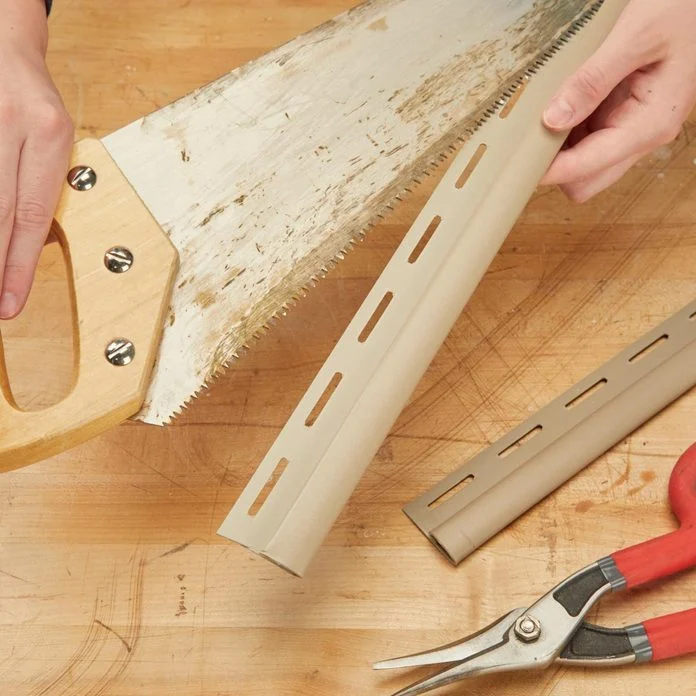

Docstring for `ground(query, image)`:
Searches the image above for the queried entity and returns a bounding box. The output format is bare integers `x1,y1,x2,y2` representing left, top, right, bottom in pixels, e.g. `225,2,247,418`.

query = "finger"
560,152,643,203
542,79,633,185
0,110,72,319
0,139,22,319
541,118,651,186
566,119,592,149
587,77,633,132
540,121,589,185
543,67,685,187
543,14,664,132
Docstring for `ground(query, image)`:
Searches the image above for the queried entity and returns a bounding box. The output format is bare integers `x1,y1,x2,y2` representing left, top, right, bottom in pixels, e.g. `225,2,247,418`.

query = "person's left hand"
0,0,73,320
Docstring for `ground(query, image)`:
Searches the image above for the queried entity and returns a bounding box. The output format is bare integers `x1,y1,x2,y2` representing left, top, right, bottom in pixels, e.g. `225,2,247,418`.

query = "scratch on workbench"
95,620,132,653
159,539,196,559
627,470,656,497
0,569,35,585
609,458,632,491
33,555,145,696
110,440,201,499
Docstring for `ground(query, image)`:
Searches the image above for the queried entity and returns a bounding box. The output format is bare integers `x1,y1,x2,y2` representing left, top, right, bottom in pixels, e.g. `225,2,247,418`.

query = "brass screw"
104,247,134,273
105,339,135,366
67,165,97,191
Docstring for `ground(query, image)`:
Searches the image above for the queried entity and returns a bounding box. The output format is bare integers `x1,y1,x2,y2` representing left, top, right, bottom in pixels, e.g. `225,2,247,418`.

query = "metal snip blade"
100,0,596,424
373,609,535,696
374,609,526,670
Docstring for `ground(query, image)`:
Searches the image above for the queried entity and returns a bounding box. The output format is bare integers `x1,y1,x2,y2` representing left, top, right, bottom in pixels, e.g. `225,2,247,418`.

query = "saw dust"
159,121,189,155
395,0,588,128
395,38,501,124
367,17,388,31
221,268,246,290
196,290,217,309
198,204,228,227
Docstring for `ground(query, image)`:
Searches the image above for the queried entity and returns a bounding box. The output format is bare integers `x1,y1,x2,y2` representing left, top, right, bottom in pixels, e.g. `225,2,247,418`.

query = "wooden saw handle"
0,139,178,472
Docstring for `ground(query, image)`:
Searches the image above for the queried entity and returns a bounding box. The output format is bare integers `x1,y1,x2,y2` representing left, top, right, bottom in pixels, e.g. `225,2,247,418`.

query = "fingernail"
0,292,17,319
544,97,574,128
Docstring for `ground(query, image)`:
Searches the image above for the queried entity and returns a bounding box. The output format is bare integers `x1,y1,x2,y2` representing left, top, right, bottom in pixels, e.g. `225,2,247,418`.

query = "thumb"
543,20,660,131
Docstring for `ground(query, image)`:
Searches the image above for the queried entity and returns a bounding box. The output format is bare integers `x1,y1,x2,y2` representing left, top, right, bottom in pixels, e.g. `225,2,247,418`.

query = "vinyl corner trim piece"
404,300,696,566
216,0,629,576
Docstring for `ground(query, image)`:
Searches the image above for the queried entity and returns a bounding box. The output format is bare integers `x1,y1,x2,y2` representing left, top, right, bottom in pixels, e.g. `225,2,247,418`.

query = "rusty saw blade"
0,0,613,469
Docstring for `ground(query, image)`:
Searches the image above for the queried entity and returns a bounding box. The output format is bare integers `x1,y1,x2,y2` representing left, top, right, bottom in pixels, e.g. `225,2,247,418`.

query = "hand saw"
0,0,614,468
0,1,628,546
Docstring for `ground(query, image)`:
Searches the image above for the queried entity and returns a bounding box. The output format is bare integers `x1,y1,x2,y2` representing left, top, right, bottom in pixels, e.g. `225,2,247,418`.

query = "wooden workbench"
1,1,695,694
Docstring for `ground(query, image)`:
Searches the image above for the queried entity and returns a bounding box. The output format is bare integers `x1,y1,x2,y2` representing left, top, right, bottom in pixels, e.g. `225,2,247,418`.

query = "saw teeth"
161,0,608,423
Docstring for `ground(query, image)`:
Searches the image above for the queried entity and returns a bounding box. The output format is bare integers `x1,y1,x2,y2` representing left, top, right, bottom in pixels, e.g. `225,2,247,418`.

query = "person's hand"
0,0,73,319
541,0,696,203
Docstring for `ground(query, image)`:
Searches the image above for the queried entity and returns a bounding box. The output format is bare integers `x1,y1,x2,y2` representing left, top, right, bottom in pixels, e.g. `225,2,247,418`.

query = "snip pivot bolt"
514,615,541,643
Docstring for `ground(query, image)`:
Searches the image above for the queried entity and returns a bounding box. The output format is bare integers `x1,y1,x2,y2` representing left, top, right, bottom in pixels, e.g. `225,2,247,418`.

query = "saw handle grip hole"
455,143,487,189
628,334,669,364
0,222,76,411
248,458,289,516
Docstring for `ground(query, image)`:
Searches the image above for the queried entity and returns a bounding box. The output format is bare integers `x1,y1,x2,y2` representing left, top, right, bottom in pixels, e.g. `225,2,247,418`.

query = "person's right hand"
541,0,696,203
0,0,73,320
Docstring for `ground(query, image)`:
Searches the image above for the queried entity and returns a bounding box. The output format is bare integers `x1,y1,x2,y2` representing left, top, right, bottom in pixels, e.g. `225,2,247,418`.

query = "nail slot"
689,311,695,321
428,475,475,509
499,79,528,119
629,334,668,364
305,372,343,426
498,425,542,459
249,458,289,516
455,143,487,189
408,216,441,264
359,292,394,342
565,378,607,410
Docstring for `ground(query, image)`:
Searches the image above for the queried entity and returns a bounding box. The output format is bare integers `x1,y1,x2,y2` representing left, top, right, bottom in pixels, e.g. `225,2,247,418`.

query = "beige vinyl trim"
217,0,629,576
404,300,696,565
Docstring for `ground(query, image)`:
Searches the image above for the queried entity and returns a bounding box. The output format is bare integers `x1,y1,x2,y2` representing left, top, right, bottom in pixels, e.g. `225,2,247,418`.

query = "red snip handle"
644,608,696,662
612,442,696,589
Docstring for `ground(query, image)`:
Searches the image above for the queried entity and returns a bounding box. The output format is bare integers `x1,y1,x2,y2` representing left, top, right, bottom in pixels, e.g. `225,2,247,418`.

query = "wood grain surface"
1,1,695,694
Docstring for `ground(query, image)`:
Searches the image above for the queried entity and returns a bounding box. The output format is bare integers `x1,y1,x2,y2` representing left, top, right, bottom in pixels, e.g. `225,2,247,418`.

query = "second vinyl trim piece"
404,300,696,565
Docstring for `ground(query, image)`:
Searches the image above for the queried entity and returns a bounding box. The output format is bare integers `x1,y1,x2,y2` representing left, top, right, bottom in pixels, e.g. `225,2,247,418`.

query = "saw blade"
100,0,596,424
